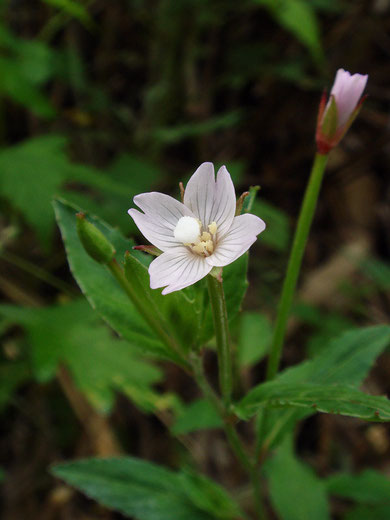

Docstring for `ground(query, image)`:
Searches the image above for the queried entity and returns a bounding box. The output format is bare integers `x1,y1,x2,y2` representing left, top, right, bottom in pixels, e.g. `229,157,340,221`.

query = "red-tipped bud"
316,69,368,154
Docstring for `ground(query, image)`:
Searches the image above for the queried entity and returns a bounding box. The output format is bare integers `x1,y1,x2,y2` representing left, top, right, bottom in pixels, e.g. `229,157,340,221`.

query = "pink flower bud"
316,69,368,154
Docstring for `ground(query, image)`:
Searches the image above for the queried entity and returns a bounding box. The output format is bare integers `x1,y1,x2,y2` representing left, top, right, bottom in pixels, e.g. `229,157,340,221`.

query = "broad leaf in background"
326,469,390,506
265,436,330,520
53,198,182,363
251,199,290,252
0,301,163,413
172,399,223,435
254,0,324,63
256,326,390,450
237,381,390,422
0,135,163,247
52,457,242,520
238,312,272,367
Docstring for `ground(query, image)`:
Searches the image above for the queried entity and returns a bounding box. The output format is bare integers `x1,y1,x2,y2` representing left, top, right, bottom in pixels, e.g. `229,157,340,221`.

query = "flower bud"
76,212,115,264
316,68,368,154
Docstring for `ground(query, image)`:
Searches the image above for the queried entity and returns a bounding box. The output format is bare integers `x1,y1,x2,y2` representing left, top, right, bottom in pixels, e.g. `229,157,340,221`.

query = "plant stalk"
207,274,233,407
108,259,189,370
266,152,329,381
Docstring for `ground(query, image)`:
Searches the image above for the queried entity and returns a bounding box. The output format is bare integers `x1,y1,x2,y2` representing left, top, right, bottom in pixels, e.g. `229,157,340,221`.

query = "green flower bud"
76,212,115,264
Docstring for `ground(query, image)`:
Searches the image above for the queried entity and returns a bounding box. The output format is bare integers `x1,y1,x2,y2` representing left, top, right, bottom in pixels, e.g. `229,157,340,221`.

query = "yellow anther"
201,232,211,241
208,222,217,235
192,242,205,254
205,240,214,253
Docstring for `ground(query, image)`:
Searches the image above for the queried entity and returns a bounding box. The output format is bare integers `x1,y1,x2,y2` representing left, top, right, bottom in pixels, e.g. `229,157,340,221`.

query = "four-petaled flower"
316,68,368,154
128,163,266,294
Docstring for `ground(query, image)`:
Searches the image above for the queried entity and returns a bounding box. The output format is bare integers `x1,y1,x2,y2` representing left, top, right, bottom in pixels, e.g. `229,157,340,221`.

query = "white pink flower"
316,68,368,154
128,163,266,294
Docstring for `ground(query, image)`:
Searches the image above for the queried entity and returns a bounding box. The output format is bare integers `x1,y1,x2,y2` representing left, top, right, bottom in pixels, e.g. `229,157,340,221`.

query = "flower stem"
108,259,189,370
207,274,232,407
190,354,266,519
266,152,329,381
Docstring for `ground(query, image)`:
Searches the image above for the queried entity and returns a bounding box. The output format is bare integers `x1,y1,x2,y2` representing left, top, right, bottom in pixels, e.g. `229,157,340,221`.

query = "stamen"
208,222,217,235
201,231,211,241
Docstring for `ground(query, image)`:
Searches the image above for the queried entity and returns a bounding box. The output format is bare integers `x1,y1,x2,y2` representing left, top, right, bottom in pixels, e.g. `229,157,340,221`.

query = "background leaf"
52,457,242,520
265,436,330,520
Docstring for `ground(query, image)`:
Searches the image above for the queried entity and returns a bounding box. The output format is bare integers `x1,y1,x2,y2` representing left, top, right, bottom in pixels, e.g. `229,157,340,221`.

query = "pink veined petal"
128,209,180,252
183,162,216,228
206,213,266,267
128,192,197,252
329,69,368,128
183,163,236,236
209,165,236,239
149,248,213,294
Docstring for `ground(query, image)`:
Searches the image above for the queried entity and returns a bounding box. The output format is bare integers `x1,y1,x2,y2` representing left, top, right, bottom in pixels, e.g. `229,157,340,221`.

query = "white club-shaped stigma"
174,216,201,244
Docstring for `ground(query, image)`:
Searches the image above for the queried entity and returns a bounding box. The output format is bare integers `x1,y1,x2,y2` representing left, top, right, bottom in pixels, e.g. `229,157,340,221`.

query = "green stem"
190,354,266,519
266,153,328,381
108,259,189,370
207,274,232,407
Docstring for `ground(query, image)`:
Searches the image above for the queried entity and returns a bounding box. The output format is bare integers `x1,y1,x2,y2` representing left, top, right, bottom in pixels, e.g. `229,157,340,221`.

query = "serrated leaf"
258,326,390,450
52,457,242,520
0,301,162,413
53,198,184,364
172,399,223,435
265,437,330,520
237,381,390,422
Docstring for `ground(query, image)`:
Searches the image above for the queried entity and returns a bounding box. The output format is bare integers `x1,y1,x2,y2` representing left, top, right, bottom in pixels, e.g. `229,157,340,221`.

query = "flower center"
174,216,218,256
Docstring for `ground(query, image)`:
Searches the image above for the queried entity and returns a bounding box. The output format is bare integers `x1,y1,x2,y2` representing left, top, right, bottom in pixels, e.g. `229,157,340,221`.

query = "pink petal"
184,163,236,235
128,209,180,251
206,213,266,267
329,69,368,128
128,192,196,251
149,248,213,294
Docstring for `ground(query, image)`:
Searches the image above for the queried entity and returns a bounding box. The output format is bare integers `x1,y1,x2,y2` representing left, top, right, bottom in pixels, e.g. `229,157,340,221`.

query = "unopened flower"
128,163,265,294
316,68,368,154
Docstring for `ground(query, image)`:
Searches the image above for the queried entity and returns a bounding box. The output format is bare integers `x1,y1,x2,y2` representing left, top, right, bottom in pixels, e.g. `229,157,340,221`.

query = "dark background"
0,0,390,518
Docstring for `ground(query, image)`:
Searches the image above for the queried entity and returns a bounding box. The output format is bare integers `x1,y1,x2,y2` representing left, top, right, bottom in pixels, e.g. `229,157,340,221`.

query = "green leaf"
53,198,182,364
0,56,55,117
0,301,163,413
257,326,390,449
326,470,390,505
52,457,242,520
237,381,390,422
238,312,272,367
172,399,223,435
0,136,69,247
199,253,249,344
42,0,93,27
254,0,323,62
251,199,290,252
124,252,199,352
265,437,330,520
